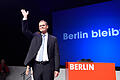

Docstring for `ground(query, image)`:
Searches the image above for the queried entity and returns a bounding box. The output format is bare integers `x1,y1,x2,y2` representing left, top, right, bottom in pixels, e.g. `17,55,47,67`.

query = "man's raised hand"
21,9,29,19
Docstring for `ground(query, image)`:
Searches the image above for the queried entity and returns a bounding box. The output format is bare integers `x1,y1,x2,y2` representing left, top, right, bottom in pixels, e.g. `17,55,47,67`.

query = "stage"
6,66,120,80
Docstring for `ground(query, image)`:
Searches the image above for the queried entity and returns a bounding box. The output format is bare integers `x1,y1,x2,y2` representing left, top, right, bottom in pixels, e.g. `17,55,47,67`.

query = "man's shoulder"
33,32,41,37
49,34,57,39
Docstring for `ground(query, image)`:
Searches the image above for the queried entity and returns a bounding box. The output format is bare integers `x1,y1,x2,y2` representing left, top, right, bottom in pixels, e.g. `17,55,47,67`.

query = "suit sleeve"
22,20,33,40
24,36,38,67
54,38,60,72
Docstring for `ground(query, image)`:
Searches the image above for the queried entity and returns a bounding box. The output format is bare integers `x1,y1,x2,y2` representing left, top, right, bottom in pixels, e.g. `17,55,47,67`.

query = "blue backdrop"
52,1,120,67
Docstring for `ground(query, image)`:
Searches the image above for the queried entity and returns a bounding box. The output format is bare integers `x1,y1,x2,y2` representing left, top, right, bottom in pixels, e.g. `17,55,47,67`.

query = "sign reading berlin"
66,62,116,80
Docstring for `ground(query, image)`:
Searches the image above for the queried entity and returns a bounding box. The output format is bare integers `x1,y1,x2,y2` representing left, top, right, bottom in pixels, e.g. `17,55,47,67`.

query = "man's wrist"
23,17,27,20
27,66,30,69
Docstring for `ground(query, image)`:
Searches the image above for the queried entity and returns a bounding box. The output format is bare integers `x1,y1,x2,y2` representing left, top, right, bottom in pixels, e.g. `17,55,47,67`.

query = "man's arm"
21,9,33,40
54,38,60,77
21,9,34,75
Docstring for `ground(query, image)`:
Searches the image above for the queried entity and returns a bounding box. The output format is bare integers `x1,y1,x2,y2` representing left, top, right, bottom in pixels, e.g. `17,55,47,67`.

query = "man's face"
39,21,48,33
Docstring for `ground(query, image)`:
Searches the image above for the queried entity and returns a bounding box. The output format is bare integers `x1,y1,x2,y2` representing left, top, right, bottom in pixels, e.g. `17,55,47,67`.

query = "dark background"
0,0,111,66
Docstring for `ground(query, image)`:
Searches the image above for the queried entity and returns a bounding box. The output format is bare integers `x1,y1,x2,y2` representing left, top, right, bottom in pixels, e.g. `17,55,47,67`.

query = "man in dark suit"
21,9,60,80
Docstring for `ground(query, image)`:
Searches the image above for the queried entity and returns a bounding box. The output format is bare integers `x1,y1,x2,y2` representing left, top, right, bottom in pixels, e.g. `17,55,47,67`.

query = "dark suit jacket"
22,20,60,72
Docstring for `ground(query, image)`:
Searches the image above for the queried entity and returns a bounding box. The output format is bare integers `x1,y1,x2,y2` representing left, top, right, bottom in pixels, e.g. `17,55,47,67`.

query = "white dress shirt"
35,32,49,62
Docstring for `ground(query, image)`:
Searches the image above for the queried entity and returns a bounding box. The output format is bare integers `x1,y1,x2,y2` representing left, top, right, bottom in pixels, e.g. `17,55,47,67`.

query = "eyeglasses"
39,25,46,27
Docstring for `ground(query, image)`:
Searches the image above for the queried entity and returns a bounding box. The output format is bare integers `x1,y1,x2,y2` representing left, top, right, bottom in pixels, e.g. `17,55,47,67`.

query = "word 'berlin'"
70,64,94,70
63,28,120,40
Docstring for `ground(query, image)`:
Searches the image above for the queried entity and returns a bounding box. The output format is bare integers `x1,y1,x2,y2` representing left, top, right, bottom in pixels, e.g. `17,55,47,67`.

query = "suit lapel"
47,34,50,58
38,33,42,46
47,34,50,49
40,35,42,46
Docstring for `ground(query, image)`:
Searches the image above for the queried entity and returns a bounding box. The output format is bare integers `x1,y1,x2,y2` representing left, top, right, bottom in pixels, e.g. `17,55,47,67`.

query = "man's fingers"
21,9,25,12
54,71,59,77
21,9,27,13
26,70,29,76
27,11,29,15
21,9,29,15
